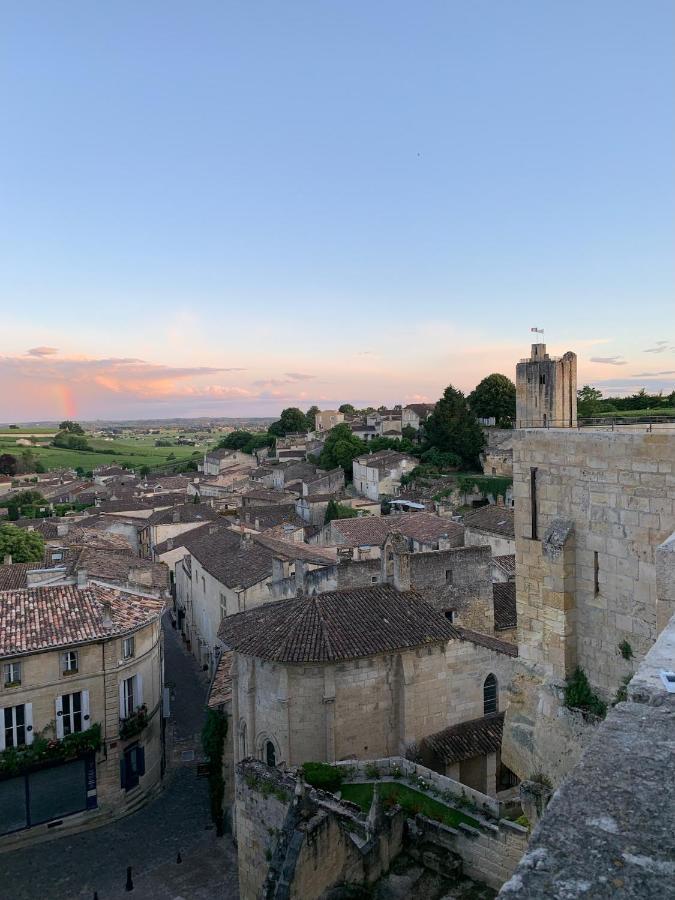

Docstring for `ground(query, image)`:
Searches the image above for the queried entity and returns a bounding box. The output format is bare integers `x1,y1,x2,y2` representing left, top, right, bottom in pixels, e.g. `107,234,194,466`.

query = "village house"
219,550,516,797
201,448,255,477
352,449,417,501
137,503,218,559
402,403,435,431
173,528,276,675
462,506,516,556
316,511,464,557
0,581,165,847
314,410,344,433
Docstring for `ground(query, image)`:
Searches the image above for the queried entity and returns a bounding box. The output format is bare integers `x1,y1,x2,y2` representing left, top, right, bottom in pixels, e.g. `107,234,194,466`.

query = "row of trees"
577,386,675,417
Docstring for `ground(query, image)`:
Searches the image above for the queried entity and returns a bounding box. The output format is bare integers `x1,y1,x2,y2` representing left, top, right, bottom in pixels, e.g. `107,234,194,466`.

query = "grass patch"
340,782,479,829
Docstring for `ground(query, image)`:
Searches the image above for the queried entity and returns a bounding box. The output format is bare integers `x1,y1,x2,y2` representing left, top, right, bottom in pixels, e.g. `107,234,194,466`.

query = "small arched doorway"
265,740,277,768
484,674,498,715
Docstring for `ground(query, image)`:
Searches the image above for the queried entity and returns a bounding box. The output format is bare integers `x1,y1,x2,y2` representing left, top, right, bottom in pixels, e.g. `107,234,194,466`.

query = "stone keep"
515,343,577,428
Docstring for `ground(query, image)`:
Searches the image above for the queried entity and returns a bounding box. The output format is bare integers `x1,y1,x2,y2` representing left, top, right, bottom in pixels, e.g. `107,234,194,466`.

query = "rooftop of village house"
218,584,460,663
462,505,515,538
493,582,517,631
0,583,165,657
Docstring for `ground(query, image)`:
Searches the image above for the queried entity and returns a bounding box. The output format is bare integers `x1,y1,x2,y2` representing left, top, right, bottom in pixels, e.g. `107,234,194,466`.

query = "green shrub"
364,763,381,779
201,708,228,836
618,639,633,660
564,667,607,718
302,761,344,793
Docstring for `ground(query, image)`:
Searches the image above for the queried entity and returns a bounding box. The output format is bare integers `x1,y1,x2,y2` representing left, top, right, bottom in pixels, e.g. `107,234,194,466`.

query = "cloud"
631,370,675,377
284,372,315,381
27,346,58,357
643,341,674,353
589,356,627,366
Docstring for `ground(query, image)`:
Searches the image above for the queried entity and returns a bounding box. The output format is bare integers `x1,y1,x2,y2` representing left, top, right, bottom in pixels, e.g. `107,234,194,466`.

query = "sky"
0,1,673,421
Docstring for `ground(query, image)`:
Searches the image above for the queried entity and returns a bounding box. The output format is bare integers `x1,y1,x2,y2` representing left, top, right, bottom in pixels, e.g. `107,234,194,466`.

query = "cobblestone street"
0,617,239,900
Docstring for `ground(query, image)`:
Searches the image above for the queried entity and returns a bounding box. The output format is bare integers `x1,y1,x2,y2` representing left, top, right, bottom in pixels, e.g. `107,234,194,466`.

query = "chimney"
77,568,88,588
3,554,11,565
166,538,174,550
101,598,113,630
389,534,411,592
294,559,307,594
172,508,180,523
240,531,251,548
208,524,218,535
57,521,70,537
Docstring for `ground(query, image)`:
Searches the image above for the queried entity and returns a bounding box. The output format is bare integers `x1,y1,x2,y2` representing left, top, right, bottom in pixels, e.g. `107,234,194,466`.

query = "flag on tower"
531,327,544,334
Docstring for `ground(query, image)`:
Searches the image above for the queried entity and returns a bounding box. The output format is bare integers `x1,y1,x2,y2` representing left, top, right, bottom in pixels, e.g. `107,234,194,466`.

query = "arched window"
239,721,247,759
484,674,498,715
265,740,276,768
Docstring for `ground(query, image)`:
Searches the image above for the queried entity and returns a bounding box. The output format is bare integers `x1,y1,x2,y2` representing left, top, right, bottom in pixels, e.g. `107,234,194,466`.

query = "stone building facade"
515,343,577,428
502,428,675,785
0,582,165,847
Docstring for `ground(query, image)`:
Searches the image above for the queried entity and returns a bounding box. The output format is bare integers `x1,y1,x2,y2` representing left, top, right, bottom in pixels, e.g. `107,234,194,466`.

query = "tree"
139,465,151,477
305,406,320,430
423,385,485,469
401,425,418,441
577,385,604,418
324,499,359,524
0,523,45,563
219,430,253,450
0,454,17,476
317,424,366,475
59,420,85,435
53,431,91,451
468,374,516,426
338,404,356,416
268,407,309,437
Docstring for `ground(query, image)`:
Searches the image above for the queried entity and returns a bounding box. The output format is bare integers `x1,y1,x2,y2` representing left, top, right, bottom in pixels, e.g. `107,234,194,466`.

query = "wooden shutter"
134,672,143,709
0,708,5,751
81,690,90,729
25,703,34,746
55,695,64,739
119,679,127,719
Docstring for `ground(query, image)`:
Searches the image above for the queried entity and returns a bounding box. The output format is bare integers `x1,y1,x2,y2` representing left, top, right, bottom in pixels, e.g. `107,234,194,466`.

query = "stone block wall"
513,429,675,698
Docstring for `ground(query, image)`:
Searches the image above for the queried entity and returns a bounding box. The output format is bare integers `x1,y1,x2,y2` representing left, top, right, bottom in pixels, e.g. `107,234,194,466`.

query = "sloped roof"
455,626,518,658
146,504,218,526
0,563,37,591
354,450,415,471
493,582,517,630
330,512,463,548
254,535,337,566
207,651,233,708
69,549,170,592
423,712,505,764
463,506,515,538
218,584,460,664
186,529,274,590
0,584,164,657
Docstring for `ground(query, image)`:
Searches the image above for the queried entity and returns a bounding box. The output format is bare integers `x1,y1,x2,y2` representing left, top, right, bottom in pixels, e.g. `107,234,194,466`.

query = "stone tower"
516,343,577,428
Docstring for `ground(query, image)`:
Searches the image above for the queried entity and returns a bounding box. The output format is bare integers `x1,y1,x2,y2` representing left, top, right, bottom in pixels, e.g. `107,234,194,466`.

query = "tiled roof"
493,554,516,577
61,528,136,553
207,651,233,708
187,529,274,590
423,712,505,764
0,584,164,657
0,563,37,591
241,504,304,530
354,450,415,471
404,403,435,419
242,489,297,503
205,448,236,460
455,626,518,657
330,512,462,548
70,549,170,592
146,504,218,526
493,582,517,630
218,585,460,663
463,506,515,539
254,535,337,565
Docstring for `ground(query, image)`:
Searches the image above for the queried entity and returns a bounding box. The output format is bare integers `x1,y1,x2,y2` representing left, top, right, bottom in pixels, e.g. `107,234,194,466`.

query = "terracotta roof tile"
218,584,460,663
423,712,505,763
456,626,518,657
0,584,164,657
493,554,516,577
493,582,517,630
463,506,515,538
207,651,232,708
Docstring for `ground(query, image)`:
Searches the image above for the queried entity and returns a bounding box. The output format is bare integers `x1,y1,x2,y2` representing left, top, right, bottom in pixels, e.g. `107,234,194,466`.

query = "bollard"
125,865,134,891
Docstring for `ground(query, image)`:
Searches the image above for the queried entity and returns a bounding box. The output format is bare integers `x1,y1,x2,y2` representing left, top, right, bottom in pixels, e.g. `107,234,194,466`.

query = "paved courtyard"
0,617,239,900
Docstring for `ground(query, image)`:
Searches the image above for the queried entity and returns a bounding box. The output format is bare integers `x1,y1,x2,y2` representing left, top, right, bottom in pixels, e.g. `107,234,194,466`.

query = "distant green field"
0,433,205,472
588,407,675,419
